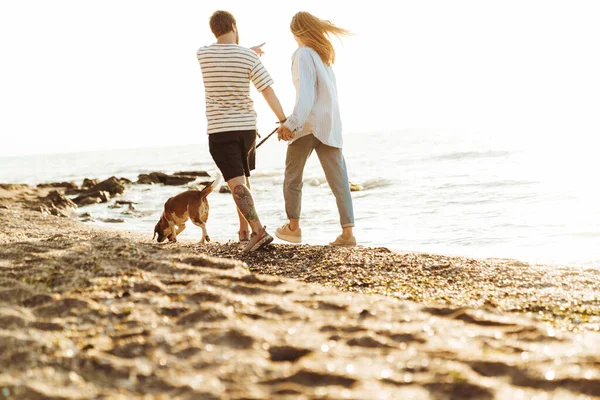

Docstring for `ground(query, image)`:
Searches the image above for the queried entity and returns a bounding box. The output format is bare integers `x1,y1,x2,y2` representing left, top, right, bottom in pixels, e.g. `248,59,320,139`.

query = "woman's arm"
284,49,317,132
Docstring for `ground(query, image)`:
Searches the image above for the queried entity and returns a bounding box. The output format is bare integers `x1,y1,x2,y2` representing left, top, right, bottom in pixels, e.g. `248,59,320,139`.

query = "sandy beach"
1,184,600,399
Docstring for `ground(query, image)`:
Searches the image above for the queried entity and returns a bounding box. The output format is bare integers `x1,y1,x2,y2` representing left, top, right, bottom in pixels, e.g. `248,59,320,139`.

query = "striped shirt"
284,46,343,148
196,44,274,135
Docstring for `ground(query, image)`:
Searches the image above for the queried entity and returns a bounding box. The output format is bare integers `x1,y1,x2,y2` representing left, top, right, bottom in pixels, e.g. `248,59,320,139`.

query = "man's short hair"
210,11,236,38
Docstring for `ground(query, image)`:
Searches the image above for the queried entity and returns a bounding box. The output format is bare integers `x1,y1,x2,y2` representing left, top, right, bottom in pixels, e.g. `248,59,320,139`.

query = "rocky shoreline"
20,170,365,220
1,184,599,399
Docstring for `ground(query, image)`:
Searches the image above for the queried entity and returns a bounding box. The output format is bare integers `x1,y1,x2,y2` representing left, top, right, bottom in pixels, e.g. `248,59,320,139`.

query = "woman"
276,11,356,247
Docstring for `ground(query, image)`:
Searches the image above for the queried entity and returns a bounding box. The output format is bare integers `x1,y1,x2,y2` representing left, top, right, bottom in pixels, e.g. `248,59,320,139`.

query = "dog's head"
153,216,173,243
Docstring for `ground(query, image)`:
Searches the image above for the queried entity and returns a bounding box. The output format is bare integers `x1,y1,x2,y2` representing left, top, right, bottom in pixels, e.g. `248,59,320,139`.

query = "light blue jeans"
284,134,355,228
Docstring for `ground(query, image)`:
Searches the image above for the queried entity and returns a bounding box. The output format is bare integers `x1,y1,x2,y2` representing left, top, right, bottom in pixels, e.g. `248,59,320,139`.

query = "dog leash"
256,119,287,149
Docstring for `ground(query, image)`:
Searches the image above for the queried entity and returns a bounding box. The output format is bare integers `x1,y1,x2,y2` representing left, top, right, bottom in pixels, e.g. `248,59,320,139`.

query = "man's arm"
250,42,265,56
261,86,286,123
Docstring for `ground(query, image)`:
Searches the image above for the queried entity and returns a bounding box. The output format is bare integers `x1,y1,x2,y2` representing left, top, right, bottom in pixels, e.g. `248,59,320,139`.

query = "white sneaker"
275,223,302,244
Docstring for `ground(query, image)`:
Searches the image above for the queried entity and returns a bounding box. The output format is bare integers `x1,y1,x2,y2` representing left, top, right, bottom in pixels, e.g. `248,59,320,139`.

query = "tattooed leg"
228,176,262,233
236,208,250,240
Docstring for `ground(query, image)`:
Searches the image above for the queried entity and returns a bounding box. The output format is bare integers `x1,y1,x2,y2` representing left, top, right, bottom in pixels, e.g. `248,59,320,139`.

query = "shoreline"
1,184,600,398
88,218,598,272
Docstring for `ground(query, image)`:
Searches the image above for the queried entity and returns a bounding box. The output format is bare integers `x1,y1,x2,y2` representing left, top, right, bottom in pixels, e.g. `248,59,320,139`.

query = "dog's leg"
189,195,210,244
170,224,186,243
168,221,177,243
202,223,210,243
191,220,209,244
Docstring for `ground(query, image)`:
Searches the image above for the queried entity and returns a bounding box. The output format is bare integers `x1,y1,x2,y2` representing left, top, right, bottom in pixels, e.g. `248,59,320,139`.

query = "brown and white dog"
153,176,221,244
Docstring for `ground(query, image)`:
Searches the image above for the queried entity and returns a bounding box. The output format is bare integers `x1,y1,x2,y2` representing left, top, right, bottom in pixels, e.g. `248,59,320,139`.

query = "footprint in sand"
346,334,393,349
262,369,356,388
186,290,223,303
34,298,93,318
268,346,312,362
21,294,54,308
176,307,228,325
202,328,255,349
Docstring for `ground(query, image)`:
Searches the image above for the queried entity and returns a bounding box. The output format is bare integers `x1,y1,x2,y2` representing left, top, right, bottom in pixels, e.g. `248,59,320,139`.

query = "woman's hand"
277,125,294,141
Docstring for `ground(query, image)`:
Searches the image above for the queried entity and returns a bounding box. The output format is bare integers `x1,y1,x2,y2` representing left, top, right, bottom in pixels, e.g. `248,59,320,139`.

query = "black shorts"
208,130,257,182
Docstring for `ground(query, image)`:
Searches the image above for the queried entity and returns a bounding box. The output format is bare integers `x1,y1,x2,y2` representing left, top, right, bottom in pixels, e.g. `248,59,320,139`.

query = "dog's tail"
202,173,223,195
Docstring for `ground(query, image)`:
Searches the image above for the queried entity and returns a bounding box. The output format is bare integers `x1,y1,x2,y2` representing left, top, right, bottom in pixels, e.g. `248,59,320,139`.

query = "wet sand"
1,185,599,399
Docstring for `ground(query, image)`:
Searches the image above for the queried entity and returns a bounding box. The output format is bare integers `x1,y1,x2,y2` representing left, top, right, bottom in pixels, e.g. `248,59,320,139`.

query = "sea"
1,129,598,268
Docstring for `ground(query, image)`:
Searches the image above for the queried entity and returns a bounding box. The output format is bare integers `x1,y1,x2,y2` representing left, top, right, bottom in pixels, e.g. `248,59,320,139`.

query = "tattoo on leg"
233,185,259,223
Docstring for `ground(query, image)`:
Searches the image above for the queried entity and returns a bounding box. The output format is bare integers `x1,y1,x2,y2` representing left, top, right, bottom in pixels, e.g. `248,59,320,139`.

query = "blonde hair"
290,11,351,66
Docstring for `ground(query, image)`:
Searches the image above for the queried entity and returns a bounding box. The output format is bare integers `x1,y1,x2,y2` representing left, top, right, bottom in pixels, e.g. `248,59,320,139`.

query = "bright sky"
1,0,599,157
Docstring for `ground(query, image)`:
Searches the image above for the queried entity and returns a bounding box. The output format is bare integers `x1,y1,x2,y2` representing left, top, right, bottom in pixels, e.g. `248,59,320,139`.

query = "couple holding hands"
196,10,355,252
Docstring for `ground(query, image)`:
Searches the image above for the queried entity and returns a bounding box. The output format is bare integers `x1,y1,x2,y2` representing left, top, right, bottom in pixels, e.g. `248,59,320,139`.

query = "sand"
1,185,599,399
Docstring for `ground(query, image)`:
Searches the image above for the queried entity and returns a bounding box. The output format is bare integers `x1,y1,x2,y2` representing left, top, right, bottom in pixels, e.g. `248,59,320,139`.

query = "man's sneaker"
275,223,302,244
329,235,356,247
242,226,274,253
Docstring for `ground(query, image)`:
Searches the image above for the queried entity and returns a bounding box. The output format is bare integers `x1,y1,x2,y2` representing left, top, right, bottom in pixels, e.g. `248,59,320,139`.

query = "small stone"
349,182,363,192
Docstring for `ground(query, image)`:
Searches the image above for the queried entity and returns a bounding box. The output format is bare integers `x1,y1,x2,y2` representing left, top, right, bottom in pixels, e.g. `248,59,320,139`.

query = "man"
197,10,286,252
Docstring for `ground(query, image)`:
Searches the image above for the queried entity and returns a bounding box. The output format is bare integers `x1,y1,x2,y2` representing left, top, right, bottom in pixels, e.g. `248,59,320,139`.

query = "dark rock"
137,171,202,186
81,178,99,190
119,177,132,184
173,171,210,177
137,172,168,184
44,190,77,209
136,174,154,184
99,218,125,223
89,177,125,196
149,172,168,184
119,209,139,217
40,204,68,217
164,175,197,186
219,185,231,194
76,197,99,207
65,187,83,196
74,190,111,206
74,177,124,206
109,200,136,209
37,182,78,190
40,190,77,216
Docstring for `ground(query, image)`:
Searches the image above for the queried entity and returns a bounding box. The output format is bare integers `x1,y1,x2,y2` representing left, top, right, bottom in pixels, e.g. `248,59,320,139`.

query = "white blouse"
284,46,343,148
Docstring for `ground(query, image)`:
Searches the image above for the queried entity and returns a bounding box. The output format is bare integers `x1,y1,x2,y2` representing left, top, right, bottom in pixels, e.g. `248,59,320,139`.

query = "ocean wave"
573,231,600,238
252,170,283,178
429,150,512,162
361,179,393,190
303,177,392,190
435,180,536,190
305,176,327,186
